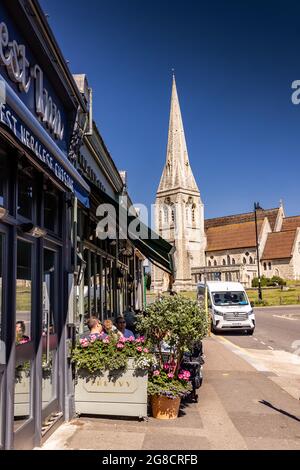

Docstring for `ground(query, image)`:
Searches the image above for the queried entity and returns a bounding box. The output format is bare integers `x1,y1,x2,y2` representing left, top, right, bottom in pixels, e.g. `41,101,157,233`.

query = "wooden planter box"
75,359,148,419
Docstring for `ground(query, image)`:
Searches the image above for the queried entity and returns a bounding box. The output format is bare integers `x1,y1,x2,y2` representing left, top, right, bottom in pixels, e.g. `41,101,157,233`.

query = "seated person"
84,316,107,340
103,319,122,340
16,321,30,343
115,316,135,339
123,306,137,335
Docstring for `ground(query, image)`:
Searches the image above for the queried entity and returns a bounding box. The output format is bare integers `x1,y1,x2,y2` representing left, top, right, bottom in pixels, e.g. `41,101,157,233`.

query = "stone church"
152,76,300,293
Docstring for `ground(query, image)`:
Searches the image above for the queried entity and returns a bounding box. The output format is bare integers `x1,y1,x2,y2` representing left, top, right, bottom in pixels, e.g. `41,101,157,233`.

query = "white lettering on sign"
0,101,73,191
0,21,64,141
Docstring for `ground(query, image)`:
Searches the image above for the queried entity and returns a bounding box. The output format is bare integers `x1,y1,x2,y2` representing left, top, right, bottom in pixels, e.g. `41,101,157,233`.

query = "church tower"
152,75,206,293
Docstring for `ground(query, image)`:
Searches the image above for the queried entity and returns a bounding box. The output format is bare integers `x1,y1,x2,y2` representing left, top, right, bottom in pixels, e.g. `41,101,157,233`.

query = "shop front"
0,1,89,449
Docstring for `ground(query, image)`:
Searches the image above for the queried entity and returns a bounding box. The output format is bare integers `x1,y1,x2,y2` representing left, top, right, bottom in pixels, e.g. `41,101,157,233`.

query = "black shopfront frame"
0,136,73,449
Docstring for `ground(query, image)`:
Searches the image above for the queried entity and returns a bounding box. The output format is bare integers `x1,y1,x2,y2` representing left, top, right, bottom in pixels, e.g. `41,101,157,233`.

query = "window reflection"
16,240,32,343
0,153,5,207
0,235,2,339
44,183,61,234
17,167,35,220
42,249,58,414
14,360,31,430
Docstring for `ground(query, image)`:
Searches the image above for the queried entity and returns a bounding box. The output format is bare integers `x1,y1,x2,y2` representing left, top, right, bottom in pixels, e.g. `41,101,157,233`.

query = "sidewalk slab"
39,337,300,450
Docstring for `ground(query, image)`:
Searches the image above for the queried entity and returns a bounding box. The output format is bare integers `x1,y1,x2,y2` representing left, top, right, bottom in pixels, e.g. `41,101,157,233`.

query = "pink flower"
167,372,174,379
143,348,149,353
153,370,160,376
178,374,184,380
163,363,170,370
135,336,145,343
19,339,30,344
80,338,89,348
89,334,97,343
136,346,143,352
119,336,126,343
117,343,124,349
128,336,135,342
103,337,110,344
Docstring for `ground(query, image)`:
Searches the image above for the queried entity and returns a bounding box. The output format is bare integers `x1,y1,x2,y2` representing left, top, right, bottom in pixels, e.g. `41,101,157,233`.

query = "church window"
232,258,235,265
159,209,162,225
208,260,212,267
263,262,267,270
223,259,226,266
164,206,168,223
249,256,253,264
192,206,195,222
268,262,272,270
214,260,217,267
243,257,246,264
171,208,175,222
227,255,230,265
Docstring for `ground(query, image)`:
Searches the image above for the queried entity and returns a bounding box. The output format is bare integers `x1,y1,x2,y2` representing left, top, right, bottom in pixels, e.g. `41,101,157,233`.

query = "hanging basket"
151,395,181,420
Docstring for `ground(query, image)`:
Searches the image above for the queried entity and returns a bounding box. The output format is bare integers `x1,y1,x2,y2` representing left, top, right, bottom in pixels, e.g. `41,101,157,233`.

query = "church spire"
157,75,199,193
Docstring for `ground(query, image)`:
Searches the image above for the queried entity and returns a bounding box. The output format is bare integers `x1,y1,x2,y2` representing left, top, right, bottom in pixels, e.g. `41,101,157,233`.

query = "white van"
197,281,255,334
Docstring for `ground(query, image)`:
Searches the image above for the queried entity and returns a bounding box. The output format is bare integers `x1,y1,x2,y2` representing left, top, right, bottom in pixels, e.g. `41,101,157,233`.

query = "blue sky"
40,0,300,219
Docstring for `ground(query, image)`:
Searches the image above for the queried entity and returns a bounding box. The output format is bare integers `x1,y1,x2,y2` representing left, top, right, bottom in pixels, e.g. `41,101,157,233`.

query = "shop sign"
0,100,74,191
0,20,65,141
76,153,106,192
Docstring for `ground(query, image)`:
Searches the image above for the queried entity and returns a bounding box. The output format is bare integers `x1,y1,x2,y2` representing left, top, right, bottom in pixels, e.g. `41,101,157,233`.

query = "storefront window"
90,252,96,315
14,360,32,430
16,240,32,342
0,235,3,339
42,249,58,411
17,168,35,220
106,260,112,317
44,183,61,234
0,153,6,207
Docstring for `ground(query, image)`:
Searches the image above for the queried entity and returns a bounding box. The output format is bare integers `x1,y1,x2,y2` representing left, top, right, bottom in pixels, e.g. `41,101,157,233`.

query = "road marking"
268,346,274,350
253,338,258,341
272,314,299,321
261,341,266,345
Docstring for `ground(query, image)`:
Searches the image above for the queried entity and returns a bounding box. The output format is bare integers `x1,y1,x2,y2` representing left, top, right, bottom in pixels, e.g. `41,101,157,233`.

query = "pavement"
39,322,300,450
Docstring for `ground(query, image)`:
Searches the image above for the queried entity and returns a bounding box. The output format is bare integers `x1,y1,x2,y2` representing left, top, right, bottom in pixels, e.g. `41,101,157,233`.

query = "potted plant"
71,334,156,419
136,295,208,419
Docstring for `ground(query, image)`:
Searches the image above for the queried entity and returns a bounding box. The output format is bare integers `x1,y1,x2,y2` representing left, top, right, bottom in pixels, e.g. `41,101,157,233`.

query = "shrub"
71,335,156,374
136,295,208,398
252,276,286,288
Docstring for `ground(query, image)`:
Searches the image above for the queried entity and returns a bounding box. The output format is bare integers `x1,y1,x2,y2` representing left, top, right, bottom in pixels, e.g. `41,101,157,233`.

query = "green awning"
84,180,175,274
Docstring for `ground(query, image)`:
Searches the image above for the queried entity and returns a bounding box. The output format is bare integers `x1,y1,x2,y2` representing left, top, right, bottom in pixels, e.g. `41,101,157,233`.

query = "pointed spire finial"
172,68,175,79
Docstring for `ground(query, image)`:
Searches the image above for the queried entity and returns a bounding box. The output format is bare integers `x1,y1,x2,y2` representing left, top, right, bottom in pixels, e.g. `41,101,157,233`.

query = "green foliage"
147,370,192,399
252,275,286,288
71,335,155,374
137,295,207,398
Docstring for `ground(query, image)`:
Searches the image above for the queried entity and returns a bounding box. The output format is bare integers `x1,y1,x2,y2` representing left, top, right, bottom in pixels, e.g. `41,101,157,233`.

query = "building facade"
152,78,300,293
0,1,173,449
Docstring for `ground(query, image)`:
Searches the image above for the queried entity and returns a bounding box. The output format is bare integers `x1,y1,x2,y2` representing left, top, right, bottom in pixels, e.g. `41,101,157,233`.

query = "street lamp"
254,202,263,301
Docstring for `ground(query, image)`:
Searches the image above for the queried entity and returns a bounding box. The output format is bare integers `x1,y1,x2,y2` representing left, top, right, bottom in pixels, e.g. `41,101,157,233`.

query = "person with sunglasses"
115,316,135,339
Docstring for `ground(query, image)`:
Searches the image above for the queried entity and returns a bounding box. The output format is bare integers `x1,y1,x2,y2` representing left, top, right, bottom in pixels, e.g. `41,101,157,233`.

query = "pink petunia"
153,370,160,376
178,374,184,380
119,336,126,343
163,363,169,370
136,346,143,352
117,343,124,349
143,348,149,353
103,337,110,344
128,336,135,342
167,372,174,379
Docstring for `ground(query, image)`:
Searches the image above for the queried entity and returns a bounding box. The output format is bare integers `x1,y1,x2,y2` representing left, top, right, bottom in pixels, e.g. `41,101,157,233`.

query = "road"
217,305,300,353
212,305,300,402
